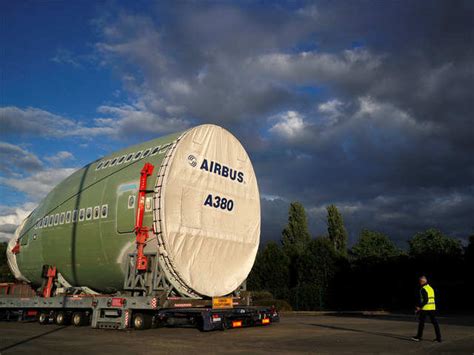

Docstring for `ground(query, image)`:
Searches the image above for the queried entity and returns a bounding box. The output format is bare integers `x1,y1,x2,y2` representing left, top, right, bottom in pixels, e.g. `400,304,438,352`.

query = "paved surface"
0,313,473,354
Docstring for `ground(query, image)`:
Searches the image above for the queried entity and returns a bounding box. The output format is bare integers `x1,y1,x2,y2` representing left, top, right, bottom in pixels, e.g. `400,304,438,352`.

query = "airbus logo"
186,155,245,183
187,155,197,167
200,158,244,183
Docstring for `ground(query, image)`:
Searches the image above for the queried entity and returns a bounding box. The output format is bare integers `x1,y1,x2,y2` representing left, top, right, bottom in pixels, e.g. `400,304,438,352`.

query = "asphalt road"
1,313,473,354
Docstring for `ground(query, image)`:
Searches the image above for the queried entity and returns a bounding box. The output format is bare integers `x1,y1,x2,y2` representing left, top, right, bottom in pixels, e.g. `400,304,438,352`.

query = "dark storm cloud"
95,1,473,244
0,142,43,176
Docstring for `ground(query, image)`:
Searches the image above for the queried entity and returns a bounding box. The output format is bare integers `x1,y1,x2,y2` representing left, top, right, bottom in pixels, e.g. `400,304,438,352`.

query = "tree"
298,237,338,287
409,228,463,258
247,241,290,299
281,202,311,257
292,237,339,310
466,235,474,264
0,242,14,282
326,204,348,256
352,229,401,261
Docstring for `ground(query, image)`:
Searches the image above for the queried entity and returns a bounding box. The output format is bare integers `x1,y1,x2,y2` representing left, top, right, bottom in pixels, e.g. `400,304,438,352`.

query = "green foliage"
243,289,293,311
290,283,326,311
409,228,463,258
244,290,274,301
247,241,290,299
352,229,401,261
0,242,14,282
466,235,474,262
253,298,293,311
297,237,338,287
281,202,311,257
290,237,339,310
326,204,348,256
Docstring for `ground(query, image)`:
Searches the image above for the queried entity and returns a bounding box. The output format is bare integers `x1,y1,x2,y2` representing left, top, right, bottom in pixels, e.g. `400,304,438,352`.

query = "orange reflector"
262,318,270,324
232,320,242,328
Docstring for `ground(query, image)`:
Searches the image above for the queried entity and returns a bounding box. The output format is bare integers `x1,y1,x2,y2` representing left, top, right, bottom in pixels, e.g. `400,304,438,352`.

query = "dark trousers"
417,310,441,340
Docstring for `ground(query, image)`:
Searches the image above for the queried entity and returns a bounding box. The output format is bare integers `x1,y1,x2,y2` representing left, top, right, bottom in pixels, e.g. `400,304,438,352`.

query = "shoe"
433,339,442,343
411,337,421,342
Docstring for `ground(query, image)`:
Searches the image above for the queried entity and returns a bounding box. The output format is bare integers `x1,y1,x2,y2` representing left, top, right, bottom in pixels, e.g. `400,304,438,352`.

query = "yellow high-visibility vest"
421,284,436,311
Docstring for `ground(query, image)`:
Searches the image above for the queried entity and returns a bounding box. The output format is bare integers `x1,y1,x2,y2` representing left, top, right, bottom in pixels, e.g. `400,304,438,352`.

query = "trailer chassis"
0,253,279,330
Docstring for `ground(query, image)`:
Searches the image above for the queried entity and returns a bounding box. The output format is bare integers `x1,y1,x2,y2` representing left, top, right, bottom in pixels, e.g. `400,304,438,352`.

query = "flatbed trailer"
2,249,278,331
0,255,279,331
0,292,279,331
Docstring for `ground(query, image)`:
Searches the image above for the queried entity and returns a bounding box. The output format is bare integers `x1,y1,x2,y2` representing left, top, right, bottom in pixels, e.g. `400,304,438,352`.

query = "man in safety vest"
412,276,442,342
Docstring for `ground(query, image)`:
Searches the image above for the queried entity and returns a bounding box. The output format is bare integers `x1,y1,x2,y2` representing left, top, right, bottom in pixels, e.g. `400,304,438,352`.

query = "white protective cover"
160,124,260,297
6,219,30,282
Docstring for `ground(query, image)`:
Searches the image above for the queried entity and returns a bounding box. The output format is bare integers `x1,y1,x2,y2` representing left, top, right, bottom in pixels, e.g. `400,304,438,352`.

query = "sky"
1,1,473,247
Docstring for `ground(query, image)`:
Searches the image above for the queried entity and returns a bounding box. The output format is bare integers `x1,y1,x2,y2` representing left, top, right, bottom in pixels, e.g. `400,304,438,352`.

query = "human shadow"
326,312,474,327
0,325,68,352
309,322,413,341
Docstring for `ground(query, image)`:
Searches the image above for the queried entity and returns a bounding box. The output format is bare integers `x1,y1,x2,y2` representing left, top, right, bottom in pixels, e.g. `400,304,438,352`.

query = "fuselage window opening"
43,217,48,227
145,197,152,212
96,161,104,170
151,146,161,155
38,219,42,229
110,157,118,167
33,234,37,240
34,219,39,229
54,214,60,226
128,195,136,209
60,212,65,224
103,160,111,169
93,206,100,219
142,148,151,158
86,207,93,220
125,153,134,163
101,204,108,218
72,209,78,222
159,143,171,154
48,215,54,227
79,208,85,222
117,155,126,165
133,151,143,161
66,211,71,223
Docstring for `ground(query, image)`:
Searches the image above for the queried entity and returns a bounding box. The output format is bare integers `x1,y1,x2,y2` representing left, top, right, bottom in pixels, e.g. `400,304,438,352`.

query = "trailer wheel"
38,312,50,325
72,312,87,327
54,311,69,326
133,313,152,330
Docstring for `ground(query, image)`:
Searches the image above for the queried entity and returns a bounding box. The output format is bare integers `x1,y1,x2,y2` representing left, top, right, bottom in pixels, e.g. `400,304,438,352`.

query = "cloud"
250,48,383,88
51,48,81,67
269,111,307,139
0,105,187,140
0,142,43,176
0,168,77,201
0,106,115,139
0,143,78,241
45,151,74,166
3,2,474,245
96,102,189,137
0,203,37,241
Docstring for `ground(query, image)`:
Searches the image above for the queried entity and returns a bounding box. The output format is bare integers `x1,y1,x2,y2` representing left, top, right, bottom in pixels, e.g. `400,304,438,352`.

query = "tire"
72,312,87,327
133,313,152,330
54,311,69,326
38,312,50,325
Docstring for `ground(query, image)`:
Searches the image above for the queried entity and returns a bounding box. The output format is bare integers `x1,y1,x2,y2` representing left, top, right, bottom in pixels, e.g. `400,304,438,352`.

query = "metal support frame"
123,252,181,298
134,163,155,271
42,266,57,298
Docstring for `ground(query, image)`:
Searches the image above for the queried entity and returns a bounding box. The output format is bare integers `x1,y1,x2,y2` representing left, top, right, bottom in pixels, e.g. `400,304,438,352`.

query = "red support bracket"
11,240,21,254
42,266,57,298
135,163,155,271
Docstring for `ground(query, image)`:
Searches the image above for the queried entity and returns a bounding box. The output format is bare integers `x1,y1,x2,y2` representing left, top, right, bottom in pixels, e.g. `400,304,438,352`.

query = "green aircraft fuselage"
15,131,182,292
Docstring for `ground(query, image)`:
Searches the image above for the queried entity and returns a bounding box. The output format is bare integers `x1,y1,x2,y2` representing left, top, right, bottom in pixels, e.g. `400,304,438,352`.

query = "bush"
256,298,293,311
